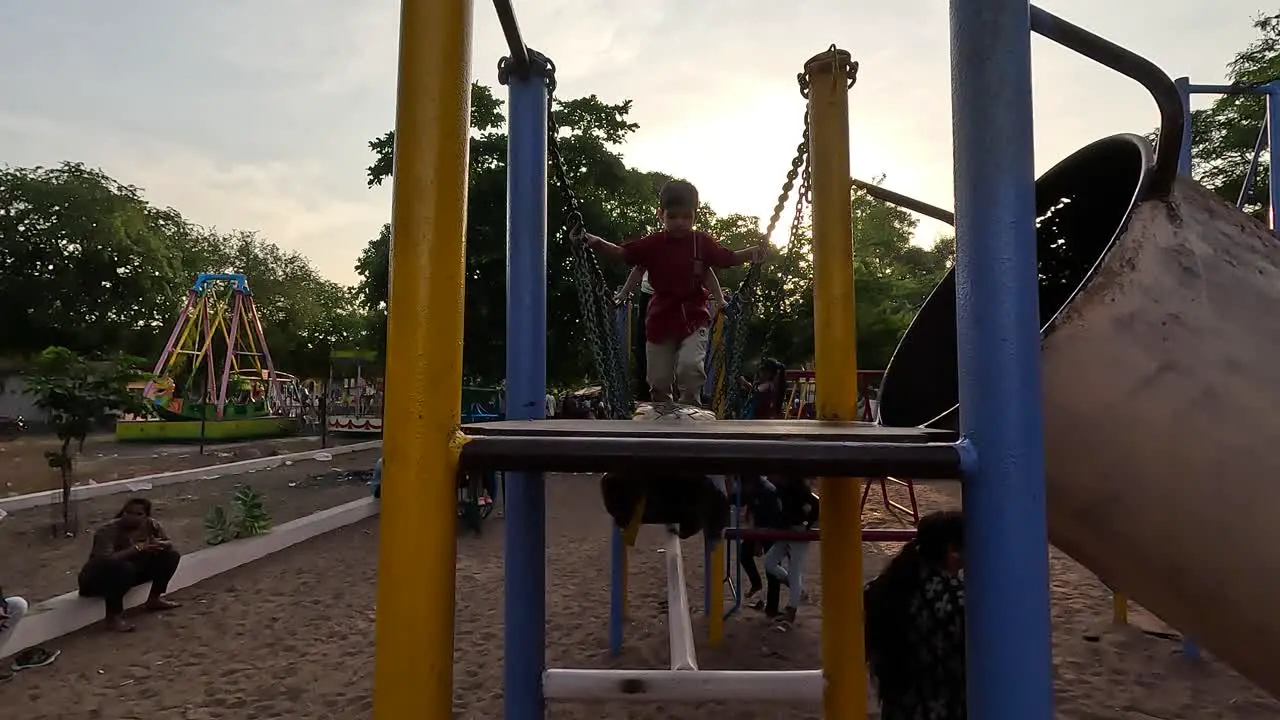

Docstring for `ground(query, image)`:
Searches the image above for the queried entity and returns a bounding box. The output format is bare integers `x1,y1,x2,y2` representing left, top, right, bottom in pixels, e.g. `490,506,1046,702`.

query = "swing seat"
599,401,729,540
600,471,730,540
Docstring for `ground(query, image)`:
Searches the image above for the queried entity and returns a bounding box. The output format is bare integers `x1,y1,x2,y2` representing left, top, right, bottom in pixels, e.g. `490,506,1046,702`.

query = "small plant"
204,486,272,546
26,347,153,537
204,505,234,546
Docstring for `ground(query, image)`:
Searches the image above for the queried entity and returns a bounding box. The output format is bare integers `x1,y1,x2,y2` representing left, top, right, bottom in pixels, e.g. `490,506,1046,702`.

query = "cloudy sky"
0,1,1266,284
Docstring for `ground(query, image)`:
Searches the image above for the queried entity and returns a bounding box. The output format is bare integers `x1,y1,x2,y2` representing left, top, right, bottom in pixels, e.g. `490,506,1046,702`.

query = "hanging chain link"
538,57,634,419
710,69,815,417
712,50,858,417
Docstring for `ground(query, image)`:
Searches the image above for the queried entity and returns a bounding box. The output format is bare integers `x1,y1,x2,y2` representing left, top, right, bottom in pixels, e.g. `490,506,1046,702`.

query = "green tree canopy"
0,162,365,377
1187,12,1280,219
0,163,185,358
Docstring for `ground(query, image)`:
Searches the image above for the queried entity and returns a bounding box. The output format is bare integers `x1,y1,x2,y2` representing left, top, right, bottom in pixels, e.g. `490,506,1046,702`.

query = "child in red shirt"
585,180,767,405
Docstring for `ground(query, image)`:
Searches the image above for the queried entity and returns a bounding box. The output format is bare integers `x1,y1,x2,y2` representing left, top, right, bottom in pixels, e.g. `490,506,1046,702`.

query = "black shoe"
773,606,798,630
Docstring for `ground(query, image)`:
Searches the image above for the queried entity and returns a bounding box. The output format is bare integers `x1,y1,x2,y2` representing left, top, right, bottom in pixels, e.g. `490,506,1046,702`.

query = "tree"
0,163,187,359
1187,12,1280,220
355,85,952,392
729,179,952,374
181,227,367,376
26,347,154,535
358,83,665,386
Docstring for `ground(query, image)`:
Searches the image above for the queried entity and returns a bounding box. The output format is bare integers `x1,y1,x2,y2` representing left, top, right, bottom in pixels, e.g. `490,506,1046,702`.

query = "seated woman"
78,498,182,632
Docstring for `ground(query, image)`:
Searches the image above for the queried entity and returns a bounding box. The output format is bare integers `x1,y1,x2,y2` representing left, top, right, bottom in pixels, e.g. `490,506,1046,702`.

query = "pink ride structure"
118,273,301,442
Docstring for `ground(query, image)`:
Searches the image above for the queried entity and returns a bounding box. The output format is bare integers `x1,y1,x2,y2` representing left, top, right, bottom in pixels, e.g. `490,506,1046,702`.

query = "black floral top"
882,569,967,720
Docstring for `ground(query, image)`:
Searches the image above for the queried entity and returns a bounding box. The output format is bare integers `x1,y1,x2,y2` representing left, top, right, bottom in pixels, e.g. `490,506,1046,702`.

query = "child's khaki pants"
646,326,709,405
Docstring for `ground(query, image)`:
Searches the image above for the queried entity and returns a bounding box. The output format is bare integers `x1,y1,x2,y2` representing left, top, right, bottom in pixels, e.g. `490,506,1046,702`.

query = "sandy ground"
1,477,1276,719
0,448,382,600
0,431,373,497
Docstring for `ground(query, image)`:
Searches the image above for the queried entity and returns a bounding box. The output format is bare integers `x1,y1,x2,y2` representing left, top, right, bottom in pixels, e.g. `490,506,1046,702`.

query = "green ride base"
114,416,300,443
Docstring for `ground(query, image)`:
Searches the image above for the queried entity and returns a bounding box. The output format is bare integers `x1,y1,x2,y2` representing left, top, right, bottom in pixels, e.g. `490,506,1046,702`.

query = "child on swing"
585,180,767,405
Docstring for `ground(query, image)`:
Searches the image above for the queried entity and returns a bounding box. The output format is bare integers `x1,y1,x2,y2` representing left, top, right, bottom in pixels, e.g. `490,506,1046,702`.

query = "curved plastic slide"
879,135,1280,698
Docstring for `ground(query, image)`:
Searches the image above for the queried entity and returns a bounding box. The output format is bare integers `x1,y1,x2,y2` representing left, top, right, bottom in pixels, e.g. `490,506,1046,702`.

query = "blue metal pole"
949,2,1054,719
502,55,550,720
1265,82,1280,233
609,300,629,657
1175,77,1193,176
609,527,625,655
1236,115,1267,210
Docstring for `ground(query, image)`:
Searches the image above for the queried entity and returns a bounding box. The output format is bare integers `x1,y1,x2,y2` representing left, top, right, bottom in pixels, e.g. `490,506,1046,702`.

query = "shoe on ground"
12,647,60,671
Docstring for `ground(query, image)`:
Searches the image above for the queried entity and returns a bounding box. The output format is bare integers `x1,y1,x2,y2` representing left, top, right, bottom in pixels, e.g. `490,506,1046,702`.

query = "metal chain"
713,50,857,416
539,58,634,419
710,69,815,417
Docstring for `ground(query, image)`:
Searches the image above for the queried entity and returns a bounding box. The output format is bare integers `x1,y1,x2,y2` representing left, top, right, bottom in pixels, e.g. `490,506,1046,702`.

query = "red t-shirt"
622,230,737,344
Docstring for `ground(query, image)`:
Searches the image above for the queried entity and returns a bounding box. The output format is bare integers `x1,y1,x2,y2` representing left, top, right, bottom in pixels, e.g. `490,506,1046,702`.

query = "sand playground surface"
1,470,1277,719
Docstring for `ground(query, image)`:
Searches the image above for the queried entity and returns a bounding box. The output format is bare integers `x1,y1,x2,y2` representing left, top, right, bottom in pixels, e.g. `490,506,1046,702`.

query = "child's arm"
615,266,645,304
584,234,626,262
701,233,770,268
704,269,727,310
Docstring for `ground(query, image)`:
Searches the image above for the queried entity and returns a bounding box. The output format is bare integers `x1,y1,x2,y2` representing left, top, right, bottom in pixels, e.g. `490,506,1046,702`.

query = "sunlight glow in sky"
0,0,1267,283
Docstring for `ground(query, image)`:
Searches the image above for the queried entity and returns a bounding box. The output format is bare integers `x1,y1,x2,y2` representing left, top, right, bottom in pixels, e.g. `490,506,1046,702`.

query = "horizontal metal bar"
853,178,955,225
542,668,822,702
491,0,530,73
664,531,698,672
1029,4,1184,196
724,527,915,542
1187,83,1266,95
458,436,962,478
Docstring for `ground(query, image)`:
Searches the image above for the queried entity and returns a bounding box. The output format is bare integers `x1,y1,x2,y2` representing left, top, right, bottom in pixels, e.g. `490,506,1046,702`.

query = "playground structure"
372,2,1280,720
783,368,880,420
327,349,384,434
863,77,1280,663
118,273,300,442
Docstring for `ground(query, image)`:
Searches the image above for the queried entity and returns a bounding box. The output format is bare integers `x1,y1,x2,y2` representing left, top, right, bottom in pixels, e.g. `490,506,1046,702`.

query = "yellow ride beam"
806,48,864,720
1113,592,1129,625
371,0,473,718
709,540,725,645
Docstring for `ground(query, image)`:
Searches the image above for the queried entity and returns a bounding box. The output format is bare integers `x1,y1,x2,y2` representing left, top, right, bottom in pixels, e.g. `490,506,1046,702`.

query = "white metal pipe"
543,668,823,702
665,530,698,671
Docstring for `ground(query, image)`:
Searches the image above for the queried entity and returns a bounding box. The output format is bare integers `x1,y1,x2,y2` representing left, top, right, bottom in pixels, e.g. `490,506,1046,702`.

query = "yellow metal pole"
806,47,864,720
709,541,725,645
371,0,473,718
1113,592,1129,625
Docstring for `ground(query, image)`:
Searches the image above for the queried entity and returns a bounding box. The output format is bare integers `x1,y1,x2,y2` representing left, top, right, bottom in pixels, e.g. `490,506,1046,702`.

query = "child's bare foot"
105,616,135,633
144,597,181,612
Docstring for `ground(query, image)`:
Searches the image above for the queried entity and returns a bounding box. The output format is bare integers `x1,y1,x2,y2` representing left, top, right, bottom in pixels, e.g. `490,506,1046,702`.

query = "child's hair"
864,510,965,702
659,180,699,212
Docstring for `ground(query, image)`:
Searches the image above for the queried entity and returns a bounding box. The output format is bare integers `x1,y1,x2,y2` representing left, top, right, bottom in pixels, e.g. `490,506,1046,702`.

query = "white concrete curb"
1,497,380,657
0,440,382,514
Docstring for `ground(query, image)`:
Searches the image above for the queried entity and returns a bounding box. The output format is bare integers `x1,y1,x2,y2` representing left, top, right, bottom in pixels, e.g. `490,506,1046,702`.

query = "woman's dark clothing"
877,568,967,720
739,537,773,593
78,518,180,615
739,480,784,604
776,481,820,529
78,549,180,615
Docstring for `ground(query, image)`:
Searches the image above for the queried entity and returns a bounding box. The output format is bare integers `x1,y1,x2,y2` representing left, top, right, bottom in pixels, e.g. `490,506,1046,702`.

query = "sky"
0,1,1268,285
